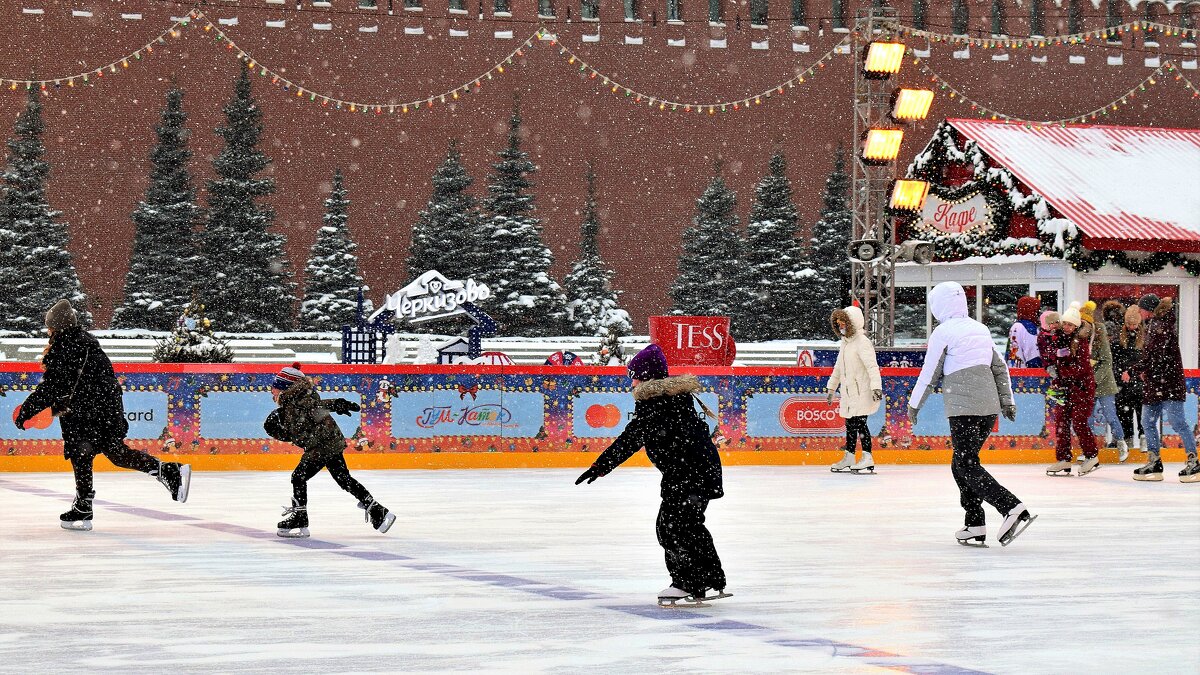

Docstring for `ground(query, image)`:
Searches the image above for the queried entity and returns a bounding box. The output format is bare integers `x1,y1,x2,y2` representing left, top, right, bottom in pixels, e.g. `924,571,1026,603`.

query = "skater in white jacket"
908,282,1036,547
826,305,883,474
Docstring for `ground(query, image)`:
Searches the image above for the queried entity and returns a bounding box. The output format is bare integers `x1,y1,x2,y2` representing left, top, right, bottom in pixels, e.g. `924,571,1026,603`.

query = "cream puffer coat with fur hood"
826,305,883,418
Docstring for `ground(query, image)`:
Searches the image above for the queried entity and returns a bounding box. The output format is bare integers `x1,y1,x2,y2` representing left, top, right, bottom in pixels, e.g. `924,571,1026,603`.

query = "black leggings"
845,415,871,453
1115,386,1141,442
949,415,1021,527
291,451,371,506
68,439,162,497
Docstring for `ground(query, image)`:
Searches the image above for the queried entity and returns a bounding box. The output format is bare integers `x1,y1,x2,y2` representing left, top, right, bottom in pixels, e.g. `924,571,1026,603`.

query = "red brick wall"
1,0,1196,329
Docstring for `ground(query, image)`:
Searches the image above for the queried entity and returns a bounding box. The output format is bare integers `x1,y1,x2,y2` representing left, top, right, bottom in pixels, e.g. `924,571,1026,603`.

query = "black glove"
871,389,883,402
908,406,920,425
13,404,29,430
575,465,603,485
327,399,361,416
1001,405,1017,422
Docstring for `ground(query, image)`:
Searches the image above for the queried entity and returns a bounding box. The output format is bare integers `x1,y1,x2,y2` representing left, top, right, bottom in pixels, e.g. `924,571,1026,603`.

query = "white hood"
928,282,969,323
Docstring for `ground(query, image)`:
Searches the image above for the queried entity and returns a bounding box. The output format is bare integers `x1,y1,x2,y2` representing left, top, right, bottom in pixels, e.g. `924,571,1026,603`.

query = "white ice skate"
830,451,855,473
998,504,1037,546
658,586,707,608
955,525,988,548
1046,460,1073,476
1117,440,1129,464
1078,456,1100,476
690,589,733,602
60,519,93,532
848,451,875,475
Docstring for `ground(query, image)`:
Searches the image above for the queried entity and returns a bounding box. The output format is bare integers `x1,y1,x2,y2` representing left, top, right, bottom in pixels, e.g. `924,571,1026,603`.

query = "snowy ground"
1,466,1197,674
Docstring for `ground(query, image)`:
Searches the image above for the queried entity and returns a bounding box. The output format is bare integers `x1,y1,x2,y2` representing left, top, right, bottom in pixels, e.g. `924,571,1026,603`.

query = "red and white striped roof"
948,119,1200,253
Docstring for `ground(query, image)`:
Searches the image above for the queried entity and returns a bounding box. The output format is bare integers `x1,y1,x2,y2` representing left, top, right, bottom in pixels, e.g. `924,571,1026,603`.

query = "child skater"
826,305,883,474
575,344,728,607
265,363,395,538
1045,303,1099,476
14,300,190,531
908,282,1035,547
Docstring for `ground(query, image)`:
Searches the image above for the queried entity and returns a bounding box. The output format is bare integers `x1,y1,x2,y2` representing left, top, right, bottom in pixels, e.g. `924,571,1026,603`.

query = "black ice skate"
1179,458,1199,483
848,451,875,475
157,461,192,502
1046,460,1073,476
1133,455,1163,482
358,498,397,534
277,499,310,538
60,491,94,531
955,525,988,548
1078,456,1101,476
998,504,1037,547
658,585,708,608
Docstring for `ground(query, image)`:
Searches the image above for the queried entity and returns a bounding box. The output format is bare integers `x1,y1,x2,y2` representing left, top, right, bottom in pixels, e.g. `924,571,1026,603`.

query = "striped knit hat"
272,362,305,391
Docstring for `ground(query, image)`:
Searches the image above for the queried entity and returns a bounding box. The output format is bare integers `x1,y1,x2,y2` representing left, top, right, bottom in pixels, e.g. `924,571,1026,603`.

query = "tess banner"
0,364,1195,459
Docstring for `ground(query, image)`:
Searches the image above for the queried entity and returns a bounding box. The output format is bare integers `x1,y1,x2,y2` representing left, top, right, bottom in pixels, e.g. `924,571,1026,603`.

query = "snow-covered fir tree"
152,298,233,363
477,98,570,336
200,64,294,332
738,151,814,341
563,163,631,337
299,169,368,332
669,169,747,319
112,87,201,331
0,88,90,334
406,139,485,282
807,146,853,337
593,324,627,365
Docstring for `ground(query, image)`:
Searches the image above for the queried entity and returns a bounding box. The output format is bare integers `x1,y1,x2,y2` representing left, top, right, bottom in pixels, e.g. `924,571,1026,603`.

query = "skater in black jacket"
14,300,191,531
575,344,727,606
265,363,395,538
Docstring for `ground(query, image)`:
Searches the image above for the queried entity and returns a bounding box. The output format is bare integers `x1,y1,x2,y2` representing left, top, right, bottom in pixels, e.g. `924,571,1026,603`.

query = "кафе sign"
919,192,994,236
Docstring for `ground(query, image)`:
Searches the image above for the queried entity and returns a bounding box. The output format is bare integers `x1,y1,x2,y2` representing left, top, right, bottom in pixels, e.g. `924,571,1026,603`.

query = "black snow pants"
291,449,371,506
68,438,162,498
656,495,726,596
845,415,871,454
949,415,1021,528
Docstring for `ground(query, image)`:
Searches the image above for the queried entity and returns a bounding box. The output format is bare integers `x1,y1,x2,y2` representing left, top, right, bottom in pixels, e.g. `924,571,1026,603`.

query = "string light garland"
0,11,197,91
546,36,851,113
898,19,1199,49
915,57,1197,125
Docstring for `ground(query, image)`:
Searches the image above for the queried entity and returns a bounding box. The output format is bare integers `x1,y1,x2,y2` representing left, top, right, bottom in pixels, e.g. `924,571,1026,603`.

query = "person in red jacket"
1046,303,1099,476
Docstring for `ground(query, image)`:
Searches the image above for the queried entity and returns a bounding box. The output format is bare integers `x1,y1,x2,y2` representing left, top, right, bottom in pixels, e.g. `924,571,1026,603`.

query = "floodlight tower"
849,6,933,346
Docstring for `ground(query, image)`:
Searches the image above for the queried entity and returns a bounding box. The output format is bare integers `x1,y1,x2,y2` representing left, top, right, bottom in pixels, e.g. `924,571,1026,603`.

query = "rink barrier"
0,363,1196,471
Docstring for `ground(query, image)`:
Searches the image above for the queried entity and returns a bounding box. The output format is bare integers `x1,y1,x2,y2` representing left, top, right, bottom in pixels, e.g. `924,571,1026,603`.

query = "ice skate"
955,525,988,548
658,585,707,608
848,451,875,474
998,504,1037,546
1133,453,1163,482
358,498,397,534
157,461,192,503
59,491,94,532
1046,460,1073,476
1179,458,1200,484
830,451,855,473
277,499,310,538
1078,456,1100,476
1117,439,1129,464
689,588,733,602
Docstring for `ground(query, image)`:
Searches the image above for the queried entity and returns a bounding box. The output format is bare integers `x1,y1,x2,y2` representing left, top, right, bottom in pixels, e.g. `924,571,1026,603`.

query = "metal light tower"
850,7,902,346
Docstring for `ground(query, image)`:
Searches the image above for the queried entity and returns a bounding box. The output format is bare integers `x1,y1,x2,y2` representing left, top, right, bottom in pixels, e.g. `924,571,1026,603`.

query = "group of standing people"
1015,294,1198,482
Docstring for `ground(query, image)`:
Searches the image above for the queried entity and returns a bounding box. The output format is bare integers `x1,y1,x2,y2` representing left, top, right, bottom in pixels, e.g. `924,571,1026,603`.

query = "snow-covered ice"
1,466,1197,673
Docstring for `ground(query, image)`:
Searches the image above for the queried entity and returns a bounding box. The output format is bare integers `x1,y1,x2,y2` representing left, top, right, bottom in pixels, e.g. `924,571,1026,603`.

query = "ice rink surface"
1,464,1197,675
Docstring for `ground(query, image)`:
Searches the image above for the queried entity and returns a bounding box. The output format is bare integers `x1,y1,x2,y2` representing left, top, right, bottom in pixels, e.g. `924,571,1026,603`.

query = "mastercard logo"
584,404,623,429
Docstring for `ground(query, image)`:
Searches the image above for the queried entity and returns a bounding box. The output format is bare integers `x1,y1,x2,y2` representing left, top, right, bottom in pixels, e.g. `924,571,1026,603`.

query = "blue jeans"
1091,395,1124,442
1141,400,1198,459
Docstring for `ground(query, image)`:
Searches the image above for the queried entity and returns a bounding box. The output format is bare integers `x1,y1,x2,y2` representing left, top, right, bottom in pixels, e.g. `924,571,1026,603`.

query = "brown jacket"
1131,298,1186,405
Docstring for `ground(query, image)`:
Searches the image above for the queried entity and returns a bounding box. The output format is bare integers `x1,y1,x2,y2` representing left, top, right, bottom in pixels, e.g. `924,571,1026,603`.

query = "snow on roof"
948,119,1200,253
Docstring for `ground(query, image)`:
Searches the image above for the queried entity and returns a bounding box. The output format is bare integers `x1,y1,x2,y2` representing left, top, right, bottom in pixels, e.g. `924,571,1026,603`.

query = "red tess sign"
648,316,737,367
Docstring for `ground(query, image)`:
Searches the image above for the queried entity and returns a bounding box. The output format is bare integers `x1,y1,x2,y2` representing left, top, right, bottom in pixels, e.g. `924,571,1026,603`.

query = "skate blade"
999,514,1037,547
658,599,710,608
176,465,192,503
693,591,733,602
376,512,397,534
1046,470,1072,476
277,528,310,538
956,538,988,548
60,520,93,532
1133,474,1164,482
1078,465,1101,476
849,467,876,474
830,467,852,473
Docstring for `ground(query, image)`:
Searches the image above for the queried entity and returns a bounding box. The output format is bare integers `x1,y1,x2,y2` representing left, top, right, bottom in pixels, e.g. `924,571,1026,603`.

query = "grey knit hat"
1137,294,1161,312
45,299,79,332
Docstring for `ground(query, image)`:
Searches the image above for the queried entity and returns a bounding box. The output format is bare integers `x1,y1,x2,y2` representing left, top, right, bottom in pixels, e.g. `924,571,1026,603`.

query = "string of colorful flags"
914,56,1198,125
543,34,849,112
897,18,1199,49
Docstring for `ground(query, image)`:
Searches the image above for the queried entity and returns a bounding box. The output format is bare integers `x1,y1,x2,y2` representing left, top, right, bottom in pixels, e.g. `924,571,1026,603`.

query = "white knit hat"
1061,301,1083,327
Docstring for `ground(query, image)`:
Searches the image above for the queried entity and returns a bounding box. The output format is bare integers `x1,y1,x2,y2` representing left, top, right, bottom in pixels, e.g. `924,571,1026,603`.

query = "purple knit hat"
628,344,670,381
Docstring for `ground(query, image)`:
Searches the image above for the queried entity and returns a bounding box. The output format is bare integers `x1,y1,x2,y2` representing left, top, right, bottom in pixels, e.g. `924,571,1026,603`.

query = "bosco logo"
778,396,842,435
584,404,622,429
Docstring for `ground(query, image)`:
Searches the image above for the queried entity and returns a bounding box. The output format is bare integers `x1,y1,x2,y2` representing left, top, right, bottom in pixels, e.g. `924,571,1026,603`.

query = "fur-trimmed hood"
830,306,864,340
1153,296,1175,319
278,378,315,407
1101,300,1125,326
633,374,702,401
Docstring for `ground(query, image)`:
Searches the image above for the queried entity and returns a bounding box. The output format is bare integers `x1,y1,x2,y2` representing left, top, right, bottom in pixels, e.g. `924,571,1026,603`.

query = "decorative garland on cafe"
902,122,1200,277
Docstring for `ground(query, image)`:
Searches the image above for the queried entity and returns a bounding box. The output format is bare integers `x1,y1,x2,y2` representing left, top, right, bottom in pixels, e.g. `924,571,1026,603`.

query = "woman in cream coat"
826,305,883,474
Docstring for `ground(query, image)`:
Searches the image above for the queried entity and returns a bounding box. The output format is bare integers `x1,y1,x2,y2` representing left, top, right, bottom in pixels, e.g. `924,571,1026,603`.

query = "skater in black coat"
265,363,395,538
14,300,190,531
576,344,727,605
